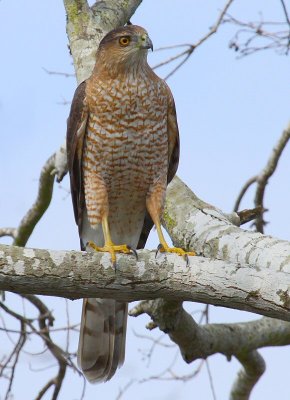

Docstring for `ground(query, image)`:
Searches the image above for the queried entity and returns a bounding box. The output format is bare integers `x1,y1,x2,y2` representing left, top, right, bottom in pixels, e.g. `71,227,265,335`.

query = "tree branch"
163,177,290,272
230,351,266,400
225,13,290,56
1,201,290,320
13,144,67,248
254,121,290,232
130,300,290,361
0,228,17,239
129,299,290,399
153,0,235,79
233,176,258,212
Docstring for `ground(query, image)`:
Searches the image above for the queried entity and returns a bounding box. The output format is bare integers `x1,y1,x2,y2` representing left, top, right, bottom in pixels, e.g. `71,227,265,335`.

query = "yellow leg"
87,216,135,267
155,219,195,262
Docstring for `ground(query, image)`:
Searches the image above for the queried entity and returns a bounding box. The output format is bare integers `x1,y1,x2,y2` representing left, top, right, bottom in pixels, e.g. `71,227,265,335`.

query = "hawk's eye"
119,36,130,46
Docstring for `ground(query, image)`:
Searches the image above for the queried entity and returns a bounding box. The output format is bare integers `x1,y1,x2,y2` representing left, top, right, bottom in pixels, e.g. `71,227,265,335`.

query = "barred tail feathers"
77,298,128,383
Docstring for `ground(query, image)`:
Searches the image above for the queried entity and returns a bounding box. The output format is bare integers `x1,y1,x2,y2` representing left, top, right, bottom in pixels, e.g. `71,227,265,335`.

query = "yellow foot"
156,244,195,266
87,241,137,269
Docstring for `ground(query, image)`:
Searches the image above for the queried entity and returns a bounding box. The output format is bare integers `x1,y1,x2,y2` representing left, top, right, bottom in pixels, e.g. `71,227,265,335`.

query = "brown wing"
137,85,180,249
166,86,180,184
66,81,88,228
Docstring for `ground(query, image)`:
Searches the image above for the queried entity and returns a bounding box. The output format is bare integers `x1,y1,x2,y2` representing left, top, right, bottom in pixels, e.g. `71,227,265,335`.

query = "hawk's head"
96,25,153,74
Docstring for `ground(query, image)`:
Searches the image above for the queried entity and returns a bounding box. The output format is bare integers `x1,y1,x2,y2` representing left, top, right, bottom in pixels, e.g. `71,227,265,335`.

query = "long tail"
77,298,128,383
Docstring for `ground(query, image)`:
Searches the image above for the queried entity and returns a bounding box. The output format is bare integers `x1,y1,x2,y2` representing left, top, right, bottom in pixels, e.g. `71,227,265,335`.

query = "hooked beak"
139,35,153,51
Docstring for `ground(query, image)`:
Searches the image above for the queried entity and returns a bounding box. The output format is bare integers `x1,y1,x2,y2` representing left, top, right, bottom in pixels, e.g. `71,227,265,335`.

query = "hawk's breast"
84,74,169,197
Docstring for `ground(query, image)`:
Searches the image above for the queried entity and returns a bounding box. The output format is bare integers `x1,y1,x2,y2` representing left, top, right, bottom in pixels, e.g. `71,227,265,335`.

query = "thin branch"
205,360,217,400
0,228,17,239
22,294,73,400
280,0,290,26
153,0,234,79
34,378,55,400
233,176,258,211
140,355,204,383
254,122,290,232
225,13,290,56
42,67,75,78
236,206,265,225
280,0,290,52
65,300,70,353
193,0,235,48
116,379,136,400
164,50,194,80
2,320,26,400
13,143,67,247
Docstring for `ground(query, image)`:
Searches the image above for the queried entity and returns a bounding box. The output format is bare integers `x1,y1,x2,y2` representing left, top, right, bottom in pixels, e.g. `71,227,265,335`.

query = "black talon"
113,261,117,274
128,246,138,261
155,243,163,258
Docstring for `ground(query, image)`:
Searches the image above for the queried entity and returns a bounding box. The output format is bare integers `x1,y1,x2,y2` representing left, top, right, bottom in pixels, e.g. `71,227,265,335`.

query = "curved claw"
113,261,117,273
127,245,138,261
155,243,163,258
155,243,194,267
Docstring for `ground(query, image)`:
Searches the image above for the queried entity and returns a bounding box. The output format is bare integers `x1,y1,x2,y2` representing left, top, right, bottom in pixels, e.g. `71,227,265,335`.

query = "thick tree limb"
163,177,290,269
129,300,290,362
1,210,290,319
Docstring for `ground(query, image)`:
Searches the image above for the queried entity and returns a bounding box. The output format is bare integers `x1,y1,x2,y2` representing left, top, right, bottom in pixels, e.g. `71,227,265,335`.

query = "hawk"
67,25,194,383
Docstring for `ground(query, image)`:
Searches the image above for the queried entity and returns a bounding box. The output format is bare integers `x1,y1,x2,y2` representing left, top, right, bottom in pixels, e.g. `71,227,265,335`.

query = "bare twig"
153,0,234,79
280,0,290,25
205,360,217,400
13,154,56,247
254,122,290,232
134,330,174,367
237,206,265,225
193,0,235,47
116,379,136,400
65,300,70,353
34,378,56,400
0,305,27,398
225,13,290,56
22,294,76,400
233,176,258,211
42,67,75,78
280,0,290,52
3,321,26,400
0,228,17,239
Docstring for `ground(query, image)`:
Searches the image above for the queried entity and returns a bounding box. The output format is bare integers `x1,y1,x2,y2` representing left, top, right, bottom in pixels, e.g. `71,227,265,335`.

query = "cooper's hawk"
67,25,194,383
